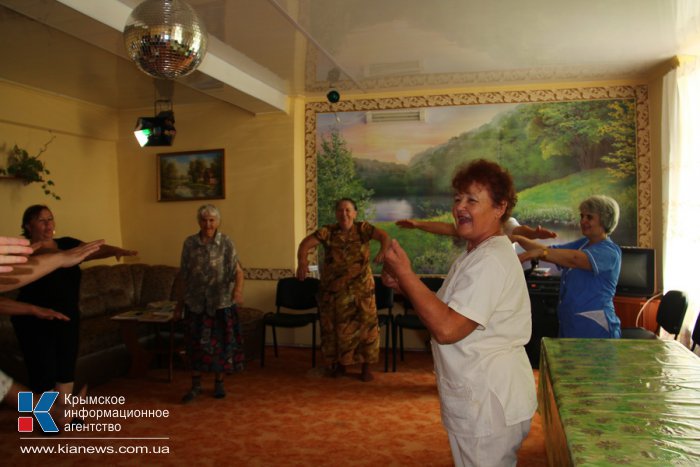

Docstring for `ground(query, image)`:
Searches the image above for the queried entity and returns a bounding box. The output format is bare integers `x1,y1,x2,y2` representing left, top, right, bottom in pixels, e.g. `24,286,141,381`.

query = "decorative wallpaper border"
304,85,652,248
244,268,294,281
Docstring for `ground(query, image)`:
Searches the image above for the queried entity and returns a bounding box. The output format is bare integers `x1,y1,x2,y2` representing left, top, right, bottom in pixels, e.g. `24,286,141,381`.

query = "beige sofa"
0,263,263,387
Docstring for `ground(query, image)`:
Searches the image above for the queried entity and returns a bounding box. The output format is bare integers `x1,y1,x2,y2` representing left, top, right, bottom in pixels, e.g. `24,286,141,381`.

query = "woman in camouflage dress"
297,198,390,382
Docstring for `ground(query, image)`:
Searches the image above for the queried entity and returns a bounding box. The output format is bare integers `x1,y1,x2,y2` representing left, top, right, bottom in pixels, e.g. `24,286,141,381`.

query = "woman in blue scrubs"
513,195,622,338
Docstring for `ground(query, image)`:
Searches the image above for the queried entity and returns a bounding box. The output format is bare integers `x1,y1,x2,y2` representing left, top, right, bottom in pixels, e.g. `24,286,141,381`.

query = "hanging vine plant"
0,136,60,200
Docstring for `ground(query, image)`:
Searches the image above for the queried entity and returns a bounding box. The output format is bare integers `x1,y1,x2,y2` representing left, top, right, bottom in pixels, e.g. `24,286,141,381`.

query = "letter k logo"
18,391,59,433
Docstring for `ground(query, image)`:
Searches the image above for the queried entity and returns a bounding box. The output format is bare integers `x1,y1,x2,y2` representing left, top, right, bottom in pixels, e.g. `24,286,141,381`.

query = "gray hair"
197,204,221,221
579,195,619,234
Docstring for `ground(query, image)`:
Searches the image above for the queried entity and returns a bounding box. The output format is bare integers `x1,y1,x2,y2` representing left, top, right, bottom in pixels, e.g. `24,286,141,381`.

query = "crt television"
616,246,656,297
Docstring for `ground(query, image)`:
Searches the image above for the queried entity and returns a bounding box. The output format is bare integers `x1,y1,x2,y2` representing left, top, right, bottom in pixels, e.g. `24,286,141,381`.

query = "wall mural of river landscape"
305,86,650,275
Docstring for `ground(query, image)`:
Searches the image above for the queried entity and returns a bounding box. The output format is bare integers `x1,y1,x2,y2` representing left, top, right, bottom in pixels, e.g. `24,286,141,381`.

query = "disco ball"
123,0,208,79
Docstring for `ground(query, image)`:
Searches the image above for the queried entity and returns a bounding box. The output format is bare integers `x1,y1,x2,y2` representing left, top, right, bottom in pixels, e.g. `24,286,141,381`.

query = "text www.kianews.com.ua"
19,443,170,455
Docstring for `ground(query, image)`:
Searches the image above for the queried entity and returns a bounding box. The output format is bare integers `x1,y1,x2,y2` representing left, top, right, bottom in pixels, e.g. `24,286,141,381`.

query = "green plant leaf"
3,137,59,200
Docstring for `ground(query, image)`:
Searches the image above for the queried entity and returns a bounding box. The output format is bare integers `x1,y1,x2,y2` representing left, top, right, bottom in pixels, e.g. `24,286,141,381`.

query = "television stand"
613,295,661,332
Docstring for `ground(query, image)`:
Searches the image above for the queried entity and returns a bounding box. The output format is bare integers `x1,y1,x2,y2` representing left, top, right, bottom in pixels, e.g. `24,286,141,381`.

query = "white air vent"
366,109,425,123
364,60,423,77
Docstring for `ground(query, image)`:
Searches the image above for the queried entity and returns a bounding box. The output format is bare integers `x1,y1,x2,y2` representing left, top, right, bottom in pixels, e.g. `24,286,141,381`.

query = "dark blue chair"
261,277,320,367
374,276,395,372
621,290,688,340
691,312,700,352
392,276,444,371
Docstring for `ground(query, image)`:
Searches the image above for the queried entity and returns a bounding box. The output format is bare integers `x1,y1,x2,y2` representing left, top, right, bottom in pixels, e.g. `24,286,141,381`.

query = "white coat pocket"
437,377,494,437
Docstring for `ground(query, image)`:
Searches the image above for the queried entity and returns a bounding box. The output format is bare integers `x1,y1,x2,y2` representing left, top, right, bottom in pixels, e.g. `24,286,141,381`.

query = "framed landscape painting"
157,149,225,201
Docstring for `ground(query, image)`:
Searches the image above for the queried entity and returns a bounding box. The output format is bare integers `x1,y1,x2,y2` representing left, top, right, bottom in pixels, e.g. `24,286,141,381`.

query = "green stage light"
134,111,176,147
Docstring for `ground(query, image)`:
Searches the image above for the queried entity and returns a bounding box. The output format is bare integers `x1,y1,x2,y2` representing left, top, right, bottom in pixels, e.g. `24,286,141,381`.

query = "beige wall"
0,81,124,264
114,96,315,345
114,98,305,315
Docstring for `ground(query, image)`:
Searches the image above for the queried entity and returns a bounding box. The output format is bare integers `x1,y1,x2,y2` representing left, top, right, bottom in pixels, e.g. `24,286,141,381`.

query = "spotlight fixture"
326,89,340,103
134,100,176,147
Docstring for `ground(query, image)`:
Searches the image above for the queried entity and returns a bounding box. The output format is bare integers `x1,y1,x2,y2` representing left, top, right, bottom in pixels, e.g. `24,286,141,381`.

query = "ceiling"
1,0,699,115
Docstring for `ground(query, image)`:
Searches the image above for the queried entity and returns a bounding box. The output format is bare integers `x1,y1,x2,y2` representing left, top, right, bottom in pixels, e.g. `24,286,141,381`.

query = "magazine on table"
112,301,176,322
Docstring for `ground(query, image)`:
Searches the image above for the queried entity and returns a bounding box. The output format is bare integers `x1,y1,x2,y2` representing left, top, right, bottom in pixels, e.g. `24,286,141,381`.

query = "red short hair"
451,159,517,221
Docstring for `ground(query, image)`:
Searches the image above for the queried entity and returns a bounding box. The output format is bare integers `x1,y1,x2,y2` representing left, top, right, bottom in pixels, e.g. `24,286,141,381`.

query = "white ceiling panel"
1,0,698,113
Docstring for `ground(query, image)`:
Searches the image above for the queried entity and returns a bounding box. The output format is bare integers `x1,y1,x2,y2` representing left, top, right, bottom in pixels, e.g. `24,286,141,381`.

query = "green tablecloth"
539,338,700,466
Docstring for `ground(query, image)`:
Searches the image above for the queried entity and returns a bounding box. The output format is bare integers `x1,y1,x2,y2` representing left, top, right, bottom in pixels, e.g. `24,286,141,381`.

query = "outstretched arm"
395,219,457,237
511,224,557,240
84,244,137,262
0,296,69,320
296,234,321,281
511,235,591,270
0,240,104,293
0,237,33,273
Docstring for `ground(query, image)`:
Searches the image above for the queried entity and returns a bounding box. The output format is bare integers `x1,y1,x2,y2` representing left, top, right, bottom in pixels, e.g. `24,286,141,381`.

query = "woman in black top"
13,205,137,398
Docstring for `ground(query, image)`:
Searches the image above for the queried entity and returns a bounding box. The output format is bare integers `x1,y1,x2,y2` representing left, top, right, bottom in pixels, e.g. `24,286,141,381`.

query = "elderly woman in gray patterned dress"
174,204,245,403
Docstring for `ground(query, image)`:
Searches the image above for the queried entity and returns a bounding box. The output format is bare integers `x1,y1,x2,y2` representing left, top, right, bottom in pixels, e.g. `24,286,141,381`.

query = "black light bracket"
154,98,174,119
134,98,176,147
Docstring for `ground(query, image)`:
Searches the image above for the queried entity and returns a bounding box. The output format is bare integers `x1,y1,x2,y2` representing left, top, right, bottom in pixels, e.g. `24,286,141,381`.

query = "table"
613,295,661,331
111,304,179,381
539,338,700,466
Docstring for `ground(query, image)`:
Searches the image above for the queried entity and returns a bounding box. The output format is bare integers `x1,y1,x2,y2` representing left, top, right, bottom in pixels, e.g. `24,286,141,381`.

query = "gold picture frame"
157,149,225,202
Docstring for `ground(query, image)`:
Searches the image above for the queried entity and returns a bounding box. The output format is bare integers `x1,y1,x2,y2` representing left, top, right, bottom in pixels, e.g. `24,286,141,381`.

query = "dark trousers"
11,314,80,393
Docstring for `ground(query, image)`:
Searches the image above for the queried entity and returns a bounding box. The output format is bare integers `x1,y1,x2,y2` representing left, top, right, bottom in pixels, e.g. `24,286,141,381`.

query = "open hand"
395,219,418,229
116,249,138,261
32,306,70,321
296,262,308,281
62,240,105,267
0,237,32,273
534,225,557,239
373,251,386,264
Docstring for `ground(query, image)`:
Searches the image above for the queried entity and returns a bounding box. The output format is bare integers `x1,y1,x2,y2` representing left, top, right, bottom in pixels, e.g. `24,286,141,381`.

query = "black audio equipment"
525,276,560,369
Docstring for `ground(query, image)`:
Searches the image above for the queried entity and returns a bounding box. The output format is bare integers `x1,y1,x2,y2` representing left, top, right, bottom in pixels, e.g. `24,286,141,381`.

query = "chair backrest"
374,276,394,312
691,312,700,351
403,276,444,312
276,277,319,311
656,290,688,337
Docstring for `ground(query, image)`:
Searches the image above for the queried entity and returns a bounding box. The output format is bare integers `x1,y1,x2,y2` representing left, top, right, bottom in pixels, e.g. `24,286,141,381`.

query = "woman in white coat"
382,159,536,467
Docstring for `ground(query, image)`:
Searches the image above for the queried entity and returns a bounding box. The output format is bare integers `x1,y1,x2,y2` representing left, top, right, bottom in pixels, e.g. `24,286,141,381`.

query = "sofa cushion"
80,265,137,318
139,265,179,306
128,263,148,305
79,267,106,319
